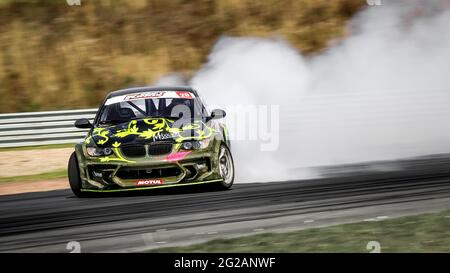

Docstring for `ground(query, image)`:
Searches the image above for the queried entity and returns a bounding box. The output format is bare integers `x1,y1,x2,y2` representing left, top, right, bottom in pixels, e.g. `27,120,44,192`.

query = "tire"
215,144,235,190
68,152,87,198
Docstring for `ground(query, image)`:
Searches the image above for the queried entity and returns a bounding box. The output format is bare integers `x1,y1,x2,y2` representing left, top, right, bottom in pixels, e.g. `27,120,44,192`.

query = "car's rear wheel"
216,144,234,190
68,152,87,198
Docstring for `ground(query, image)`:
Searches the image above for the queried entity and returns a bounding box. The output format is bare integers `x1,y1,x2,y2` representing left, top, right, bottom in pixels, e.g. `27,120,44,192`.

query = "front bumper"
76,142,222,190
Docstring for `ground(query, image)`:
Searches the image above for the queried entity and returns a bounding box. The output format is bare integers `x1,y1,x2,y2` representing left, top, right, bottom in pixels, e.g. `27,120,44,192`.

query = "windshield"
97,91,207,126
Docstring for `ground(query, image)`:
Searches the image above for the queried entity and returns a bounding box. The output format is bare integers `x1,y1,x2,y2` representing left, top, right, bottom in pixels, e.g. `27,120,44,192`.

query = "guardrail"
0,109,97,148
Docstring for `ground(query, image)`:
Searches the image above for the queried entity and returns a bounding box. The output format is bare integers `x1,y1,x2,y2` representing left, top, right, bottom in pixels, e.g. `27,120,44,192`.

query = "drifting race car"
68,86,234,197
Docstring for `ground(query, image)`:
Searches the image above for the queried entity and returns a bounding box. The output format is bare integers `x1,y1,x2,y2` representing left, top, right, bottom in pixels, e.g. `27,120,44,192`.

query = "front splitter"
80,179,223,193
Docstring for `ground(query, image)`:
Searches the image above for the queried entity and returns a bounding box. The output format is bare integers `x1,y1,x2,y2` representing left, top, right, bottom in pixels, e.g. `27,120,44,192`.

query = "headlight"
181,138,211,150
86,147,113,157
182,141,193,150
198,138,210,149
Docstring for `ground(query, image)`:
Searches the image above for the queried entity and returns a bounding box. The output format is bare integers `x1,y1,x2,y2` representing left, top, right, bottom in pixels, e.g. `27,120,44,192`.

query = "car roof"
106,86,198,99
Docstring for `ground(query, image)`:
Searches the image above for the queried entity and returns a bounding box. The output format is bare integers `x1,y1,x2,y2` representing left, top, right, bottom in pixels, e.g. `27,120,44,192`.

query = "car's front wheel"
216,144,234,190
68,152,87,198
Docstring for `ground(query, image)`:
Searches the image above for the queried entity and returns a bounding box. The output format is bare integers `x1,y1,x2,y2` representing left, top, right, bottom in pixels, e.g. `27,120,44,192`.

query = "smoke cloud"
164,0,450,182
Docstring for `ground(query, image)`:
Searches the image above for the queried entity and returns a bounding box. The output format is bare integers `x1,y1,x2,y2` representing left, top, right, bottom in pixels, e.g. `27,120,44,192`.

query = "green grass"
152,211,450,253
0,143,75,152
0,170,67,184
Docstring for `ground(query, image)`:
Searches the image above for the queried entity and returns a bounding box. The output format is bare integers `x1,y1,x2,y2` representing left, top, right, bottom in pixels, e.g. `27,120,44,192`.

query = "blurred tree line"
0,0,364,113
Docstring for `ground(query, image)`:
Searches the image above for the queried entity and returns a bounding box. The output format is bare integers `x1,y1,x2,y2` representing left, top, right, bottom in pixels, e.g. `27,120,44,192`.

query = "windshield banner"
105,91,194,105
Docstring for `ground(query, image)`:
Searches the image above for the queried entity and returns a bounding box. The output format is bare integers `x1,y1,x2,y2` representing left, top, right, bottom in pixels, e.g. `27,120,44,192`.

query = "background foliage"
0,0,364,112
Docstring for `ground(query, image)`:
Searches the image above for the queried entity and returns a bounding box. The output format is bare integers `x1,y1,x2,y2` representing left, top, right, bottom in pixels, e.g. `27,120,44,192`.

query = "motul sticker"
136,179,165,187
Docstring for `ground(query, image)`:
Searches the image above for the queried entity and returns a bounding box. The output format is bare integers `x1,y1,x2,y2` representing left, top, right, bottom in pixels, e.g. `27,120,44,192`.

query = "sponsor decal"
136,179,165,187
105,91,195,105
153,132,173,141
176,91,193,99
123,91,166,101
165,151,191,162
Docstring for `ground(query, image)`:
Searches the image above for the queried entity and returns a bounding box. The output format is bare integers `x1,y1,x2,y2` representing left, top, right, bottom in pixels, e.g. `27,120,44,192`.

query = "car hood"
88,118,213,147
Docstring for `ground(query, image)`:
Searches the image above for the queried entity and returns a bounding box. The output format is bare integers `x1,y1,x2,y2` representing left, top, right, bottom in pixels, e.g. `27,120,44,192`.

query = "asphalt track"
2,159,450,252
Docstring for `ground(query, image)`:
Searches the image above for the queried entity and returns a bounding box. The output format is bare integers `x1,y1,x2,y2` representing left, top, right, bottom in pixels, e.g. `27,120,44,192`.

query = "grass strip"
152,210,450,253
0,143,75,152
0,170,67,183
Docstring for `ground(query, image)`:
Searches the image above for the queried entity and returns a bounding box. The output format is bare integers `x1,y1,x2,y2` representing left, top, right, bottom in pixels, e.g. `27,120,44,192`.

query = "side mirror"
74,118,92,129
210,109,226,120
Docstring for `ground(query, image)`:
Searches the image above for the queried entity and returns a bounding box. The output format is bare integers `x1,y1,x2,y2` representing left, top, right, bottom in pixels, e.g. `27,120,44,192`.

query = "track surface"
2,163,450,252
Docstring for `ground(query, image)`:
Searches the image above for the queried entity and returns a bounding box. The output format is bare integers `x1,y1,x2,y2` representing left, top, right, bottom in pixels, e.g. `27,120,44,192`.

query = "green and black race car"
68,86,234,197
